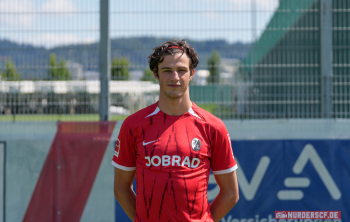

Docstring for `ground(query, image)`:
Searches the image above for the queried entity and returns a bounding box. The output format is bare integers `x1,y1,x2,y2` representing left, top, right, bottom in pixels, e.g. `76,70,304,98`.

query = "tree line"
1,51,221,82
0,53,73,81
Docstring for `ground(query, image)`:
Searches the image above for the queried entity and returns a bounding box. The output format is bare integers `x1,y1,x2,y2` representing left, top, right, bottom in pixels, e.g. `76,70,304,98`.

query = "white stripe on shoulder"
145,106,160,118
212,165,238,175
112,161,136,171
189,107,201,119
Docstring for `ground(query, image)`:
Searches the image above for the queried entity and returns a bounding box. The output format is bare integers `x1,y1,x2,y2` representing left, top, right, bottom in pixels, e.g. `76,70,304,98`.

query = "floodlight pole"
320,0,332,118
99,0,111,121
99,0,110,121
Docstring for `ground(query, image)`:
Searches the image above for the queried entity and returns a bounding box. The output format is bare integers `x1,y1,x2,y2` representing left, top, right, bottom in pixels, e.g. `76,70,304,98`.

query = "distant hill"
0,37,252,80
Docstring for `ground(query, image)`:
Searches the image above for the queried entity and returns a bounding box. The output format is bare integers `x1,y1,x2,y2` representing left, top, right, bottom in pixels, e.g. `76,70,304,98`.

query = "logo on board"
207,143,341,201
277,144,341,201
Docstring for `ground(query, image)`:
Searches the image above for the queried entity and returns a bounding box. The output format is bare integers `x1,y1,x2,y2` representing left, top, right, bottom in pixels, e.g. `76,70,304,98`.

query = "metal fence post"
0,142,5,222
320,0,333,118
99,0,110,121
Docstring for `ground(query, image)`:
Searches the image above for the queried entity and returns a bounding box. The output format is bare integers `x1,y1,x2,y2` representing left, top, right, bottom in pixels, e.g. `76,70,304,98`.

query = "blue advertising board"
115,140,349,221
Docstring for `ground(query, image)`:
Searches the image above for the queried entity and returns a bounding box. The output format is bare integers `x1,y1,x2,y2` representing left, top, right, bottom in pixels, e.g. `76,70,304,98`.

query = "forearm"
210,191,238,222
114,186,136,221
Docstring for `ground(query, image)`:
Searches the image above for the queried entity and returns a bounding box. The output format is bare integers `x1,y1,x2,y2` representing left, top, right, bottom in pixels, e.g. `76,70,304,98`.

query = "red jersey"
112,102,237,222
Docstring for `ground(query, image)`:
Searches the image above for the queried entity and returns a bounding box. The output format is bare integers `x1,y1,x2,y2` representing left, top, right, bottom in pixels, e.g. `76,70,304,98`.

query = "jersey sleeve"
111,119,136,171
210,121,237,175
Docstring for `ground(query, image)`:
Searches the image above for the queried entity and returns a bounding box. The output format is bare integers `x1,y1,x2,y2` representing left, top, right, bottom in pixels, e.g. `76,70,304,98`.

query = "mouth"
167,84,181,88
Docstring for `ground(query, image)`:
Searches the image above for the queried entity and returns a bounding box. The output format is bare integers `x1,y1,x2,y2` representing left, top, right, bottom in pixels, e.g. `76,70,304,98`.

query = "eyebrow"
160,67,188,70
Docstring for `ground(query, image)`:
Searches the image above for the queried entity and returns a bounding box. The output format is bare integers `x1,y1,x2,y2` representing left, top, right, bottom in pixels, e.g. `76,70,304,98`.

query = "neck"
158,93,192,116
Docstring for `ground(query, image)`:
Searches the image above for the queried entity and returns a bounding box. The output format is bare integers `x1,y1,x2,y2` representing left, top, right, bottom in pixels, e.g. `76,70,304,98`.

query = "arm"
114,168,136,221
210,170,239,222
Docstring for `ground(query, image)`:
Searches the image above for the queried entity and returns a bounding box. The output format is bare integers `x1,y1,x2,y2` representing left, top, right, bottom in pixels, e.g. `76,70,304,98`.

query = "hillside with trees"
0,37,252,80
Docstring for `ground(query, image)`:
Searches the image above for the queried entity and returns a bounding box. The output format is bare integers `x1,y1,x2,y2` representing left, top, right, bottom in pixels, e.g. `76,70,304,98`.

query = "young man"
112,40,239,222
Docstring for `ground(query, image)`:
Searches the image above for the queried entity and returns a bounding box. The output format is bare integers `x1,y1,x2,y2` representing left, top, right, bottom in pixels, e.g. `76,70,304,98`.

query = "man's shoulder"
123,103,158,127
191,102,226,129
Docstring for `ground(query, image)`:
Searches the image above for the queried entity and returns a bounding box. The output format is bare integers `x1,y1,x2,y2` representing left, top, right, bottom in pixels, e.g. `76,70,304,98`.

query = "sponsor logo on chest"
144,155,200,168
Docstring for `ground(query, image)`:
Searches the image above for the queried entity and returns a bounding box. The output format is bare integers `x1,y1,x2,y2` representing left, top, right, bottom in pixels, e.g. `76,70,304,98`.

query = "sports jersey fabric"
112,102,237,222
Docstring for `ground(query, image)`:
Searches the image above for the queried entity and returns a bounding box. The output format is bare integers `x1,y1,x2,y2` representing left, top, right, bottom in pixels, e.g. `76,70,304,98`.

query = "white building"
66,61,84,80
219,58,241,84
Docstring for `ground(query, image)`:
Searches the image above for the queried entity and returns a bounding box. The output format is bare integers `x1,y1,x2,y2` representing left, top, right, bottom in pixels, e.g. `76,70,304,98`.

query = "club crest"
114,139,121,157
191,138,201,151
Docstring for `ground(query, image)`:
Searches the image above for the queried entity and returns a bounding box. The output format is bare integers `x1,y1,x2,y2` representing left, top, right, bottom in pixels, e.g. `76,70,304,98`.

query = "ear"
153,72,159,81
190,69,195,80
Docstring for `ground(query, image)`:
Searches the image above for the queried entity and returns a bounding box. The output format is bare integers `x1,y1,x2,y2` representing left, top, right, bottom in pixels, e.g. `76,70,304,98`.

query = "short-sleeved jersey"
112,102,237,222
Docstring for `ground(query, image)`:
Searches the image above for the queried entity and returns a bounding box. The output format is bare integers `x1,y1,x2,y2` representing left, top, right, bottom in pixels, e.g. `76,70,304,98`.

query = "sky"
0,0,279,48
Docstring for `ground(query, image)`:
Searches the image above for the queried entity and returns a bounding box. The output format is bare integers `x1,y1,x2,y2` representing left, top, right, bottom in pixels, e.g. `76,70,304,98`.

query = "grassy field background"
0,114,129,122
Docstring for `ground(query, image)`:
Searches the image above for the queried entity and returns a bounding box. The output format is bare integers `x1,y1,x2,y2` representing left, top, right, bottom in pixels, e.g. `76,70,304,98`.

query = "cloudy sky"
0,0,279,48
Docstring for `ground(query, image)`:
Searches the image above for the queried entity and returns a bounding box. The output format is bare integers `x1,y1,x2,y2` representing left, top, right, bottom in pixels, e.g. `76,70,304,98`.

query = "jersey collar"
145,106,160,118
188,107,201,119
145,103,201,119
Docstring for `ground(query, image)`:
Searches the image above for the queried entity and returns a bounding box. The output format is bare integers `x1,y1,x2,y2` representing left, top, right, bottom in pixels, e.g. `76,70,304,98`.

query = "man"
112,40,239,222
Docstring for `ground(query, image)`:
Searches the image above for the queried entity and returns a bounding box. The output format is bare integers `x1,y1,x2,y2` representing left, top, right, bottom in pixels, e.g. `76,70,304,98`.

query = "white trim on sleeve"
212,164,238,175
111,161,136,171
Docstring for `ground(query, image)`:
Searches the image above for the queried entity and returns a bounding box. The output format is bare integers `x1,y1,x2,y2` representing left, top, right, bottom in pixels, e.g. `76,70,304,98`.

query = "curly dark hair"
148,39,199,76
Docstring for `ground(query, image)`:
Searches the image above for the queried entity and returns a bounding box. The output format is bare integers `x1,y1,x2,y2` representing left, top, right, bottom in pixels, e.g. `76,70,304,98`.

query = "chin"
165,92,183,99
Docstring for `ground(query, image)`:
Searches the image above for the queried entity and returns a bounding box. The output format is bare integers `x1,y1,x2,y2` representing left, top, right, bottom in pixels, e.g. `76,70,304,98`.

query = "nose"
170,70,180,81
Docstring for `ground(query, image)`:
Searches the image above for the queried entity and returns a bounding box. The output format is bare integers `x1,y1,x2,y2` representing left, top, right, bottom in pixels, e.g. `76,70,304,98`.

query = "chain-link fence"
240,0,350,119
0,0,349,121
0,0,101,121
